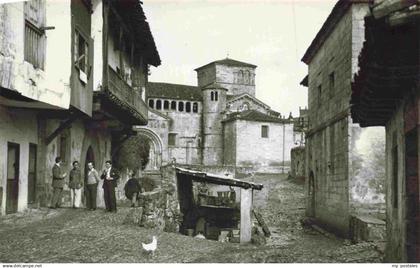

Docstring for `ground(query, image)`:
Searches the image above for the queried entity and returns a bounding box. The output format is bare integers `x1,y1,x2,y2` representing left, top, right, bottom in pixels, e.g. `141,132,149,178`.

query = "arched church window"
171,100,177,110
244,70,250,84
156,100,162,110
164,100,169,110
178,101,184,112
193,102,198,113
148,99,154,109
210,91,214,101
238,70,244,84
186,102,191,113
214,91,218,101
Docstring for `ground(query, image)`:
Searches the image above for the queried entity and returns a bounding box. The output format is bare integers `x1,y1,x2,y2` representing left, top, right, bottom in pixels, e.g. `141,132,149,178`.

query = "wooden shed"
175,167,263,243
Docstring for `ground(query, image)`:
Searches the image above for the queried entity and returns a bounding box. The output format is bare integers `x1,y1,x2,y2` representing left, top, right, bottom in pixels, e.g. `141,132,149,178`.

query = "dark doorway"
6,142,20,214
85,146,95,175
27,143,37,205
308,171,315,217
404,128,419,262
176,175,194,234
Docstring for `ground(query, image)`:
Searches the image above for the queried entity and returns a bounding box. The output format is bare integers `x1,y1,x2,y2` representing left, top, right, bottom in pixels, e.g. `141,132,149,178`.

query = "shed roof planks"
175,167,263,190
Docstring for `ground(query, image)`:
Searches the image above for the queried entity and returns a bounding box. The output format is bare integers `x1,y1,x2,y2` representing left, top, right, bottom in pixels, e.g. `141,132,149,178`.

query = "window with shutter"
24,0,45,69
74,30,89,74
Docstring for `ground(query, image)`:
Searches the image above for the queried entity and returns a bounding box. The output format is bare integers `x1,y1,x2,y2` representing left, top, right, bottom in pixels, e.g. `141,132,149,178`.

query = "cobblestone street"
0,174,384,263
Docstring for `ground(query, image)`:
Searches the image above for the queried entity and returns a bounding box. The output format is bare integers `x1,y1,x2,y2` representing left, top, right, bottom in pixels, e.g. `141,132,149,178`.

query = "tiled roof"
223,110,286,124
176,167,263,190
226,93,270,109
202,82,228,91
111,0,161,67
226,95,236,101
147,82,202,101
195,58,257,71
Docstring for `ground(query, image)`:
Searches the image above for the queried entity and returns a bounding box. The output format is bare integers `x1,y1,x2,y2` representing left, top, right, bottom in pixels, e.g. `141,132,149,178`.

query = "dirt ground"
0,174,384,263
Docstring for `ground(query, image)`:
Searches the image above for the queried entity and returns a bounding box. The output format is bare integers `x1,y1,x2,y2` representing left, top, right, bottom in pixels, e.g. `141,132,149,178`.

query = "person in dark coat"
100,160,119,212
85,162,100,211
124,171,142,207
50,156,67,209
69,161,83,208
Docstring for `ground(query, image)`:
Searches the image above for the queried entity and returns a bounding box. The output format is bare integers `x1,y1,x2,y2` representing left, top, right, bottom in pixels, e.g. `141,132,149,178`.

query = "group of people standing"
50,157,120,212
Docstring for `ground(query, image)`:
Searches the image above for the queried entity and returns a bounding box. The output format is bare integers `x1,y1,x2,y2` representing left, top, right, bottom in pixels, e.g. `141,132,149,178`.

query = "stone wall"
142,103,202,166
0,2,71,109
196,64,216,88
144,109,170,169
290,146,305,179
202,87,226,166
305,3,371,236
223,121,237,166
235,120,293,171
196,63,256,97
215,64,256,97
123,165,181,232
166,107,202,165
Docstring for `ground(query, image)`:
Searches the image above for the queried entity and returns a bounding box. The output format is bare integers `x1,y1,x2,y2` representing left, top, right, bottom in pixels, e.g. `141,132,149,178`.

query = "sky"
143,0,337,117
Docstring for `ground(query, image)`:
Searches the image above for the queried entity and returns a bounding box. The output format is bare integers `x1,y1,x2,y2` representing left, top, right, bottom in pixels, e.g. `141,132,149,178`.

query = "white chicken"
142,236,157,256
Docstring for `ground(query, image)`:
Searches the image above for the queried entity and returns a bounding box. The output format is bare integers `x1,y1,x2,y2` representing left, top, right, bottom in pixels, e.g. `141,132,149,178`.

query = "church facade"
144,58,297,173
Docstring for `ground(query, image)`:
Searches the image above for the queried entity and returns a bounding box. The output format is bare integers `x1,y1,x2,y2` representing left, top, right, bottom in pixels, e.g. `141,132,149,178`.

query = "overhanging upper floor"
351,13,419,127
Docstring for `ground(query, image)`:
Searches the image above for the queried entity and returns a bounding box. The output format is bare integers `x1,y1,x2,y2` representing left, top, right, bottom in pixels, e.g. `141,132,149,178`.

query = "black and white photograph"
0,0,419,264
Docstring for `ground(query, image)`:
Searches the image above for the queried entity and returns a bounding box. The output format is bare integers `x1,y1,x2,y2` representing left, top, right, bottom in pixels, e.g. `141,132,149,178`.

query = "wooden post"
240,188,252,243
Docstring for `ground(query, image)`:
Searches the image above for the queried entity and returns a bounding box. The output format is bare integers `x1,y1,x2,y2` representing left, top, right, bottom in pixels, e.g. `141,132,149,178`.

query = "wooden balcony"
94,66,148,126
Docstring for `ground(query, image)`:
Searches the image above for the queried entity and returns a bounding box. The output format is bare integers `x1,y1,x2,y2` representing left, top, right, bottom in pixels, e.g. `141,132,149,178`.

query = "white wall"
0,1,71,109
91,0,103,91
236,120,290,167
0,106,38,214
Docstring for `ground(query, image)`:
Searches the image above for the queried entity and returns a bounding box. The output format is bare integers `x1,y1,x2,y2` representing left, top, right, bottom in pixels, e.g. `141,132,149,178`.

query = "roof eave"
301,0,372,65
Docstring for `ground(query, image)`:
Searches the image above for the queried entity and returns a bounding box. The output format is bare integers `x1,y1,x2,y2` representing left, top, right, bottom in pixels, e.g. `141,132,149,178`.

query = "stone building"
0,0,159,214
290,107,309,180
293,107,309,147
301,0,386,237
351,1,420,261
146,58,297,173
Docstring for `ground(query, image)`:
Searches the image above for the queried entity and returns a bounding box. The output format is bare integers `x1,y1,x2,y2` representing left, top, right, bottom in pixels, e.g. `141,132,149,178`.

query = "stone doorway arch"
134,127,164,171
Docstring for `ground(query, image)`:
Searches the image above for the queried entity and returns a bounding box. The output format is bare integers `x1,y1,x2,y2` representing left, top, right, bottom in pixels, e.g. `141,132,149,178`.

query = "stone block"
350,215,386,242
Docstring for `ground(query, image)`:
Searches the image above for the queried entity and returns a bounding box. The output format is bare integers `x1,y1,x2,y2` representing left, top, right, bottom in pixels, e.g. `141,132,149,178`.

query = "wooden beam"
388,6,420,26
45,116,78,145
240,188,253,243
107,1,134,44
372,0,418,19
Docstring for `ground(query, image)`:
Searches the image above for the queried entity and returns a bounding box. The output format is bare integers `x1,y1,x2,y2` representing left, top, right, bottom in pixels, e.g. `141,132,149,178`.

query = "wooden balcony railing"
106,66,148,124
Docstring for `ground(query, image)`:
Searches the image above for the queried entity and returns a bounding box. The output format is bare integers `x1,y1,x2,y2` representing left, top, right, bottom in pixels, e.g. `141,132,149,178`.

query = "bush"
114,135,150,172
